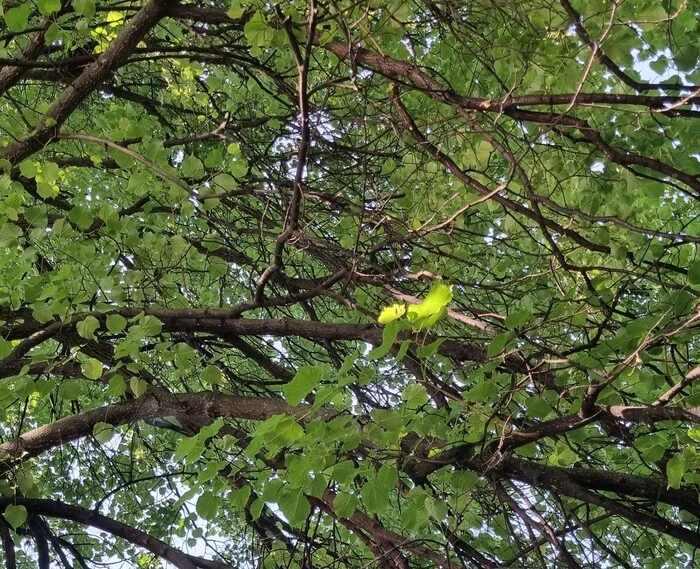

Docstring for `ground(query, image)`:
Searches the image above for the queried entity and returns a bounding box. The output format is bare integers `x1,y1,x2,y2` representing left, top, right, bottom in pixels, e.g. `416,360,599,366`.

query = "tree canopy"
1,0,700,567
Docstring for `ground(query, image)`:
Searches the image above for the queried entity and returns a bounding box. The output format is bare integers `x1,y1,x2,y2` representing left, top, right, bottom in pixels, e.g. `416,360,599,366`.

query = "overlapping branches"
1,0,699,567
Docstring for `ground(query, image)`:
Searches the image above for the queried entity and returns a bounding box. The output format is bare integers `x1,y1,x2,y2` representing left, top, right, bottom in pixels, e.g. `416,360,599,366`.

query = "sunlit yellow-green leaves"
377,303,406,324
377,282,452,330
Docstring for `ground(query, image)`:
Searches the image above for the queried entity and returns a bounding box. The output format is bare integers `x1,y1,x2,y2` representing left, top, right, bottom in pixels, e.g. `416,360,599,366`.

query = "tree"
0,0,699,566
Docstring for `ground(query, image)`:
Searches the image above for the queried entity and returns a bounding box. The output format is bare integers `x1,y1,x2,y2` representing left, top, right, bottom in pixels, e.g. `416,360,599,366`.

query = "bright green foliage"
405,282,453,329
377,303,406,324
378,282,453,329
1,0,700,568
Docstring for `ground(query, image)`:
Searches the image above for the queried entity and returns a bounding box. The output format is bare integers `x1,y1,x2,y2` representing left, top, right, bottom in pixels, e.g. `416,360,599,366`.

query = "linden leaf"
406,282,452,329
3,505,27,529
378,303,406,324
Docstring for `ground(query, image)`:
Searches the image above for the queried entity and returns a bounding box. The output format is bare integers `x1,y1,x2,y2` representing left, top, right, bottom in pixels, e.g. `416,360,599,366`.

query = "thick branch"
0,497,228,569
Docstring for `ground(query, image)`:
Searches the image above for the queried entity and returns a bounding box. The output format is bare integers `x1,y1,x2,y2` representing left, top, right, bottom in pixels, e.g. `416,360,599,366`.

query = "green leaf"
255,415,304,452
199,418,224,441
395,339,411,362
196,491,222,520
402,383,429,408
198,461,226,483
667,453,686,489
282,366,323,405
450,471,479,492
367,320,400,361
107,374,127,397
674,44,699,72
58,379,81,400
68,205,93,230
81,358,103,380
244,11,273,52
229,485,251,507
361,482,389,514
674,290,694,317
548,441,579,467
182,155,204,179
415,338,446,359
249,497,264,520
688,261,700,285
138,315,163,337
15,469,34,494
76,316,100,340
276,486,311,528
130,377,148,397
93,422,115,443
688,428,700,442
377,464,398,489
466,378,500,403
3,505,27,529
330,460,356,485
32,303,54,324
425,496,448,521
36,182,57,199
226,0,245,19
38,0,61,15
19,161,37,178
4,3,31,32
636,433,667,463
371,408,403,433
212,173,237,191
604,27,639,66
505,309,532,330
487,332,514,358
73,0,95,18
106,314,127,333
229,158,248,177
127,172,149,195
0,339,12,360
174,435,199,462
525,396,551,419
202,365,223,386
401,491,429,530
262,478,283,501
333,492,359,518
306,470,328,496
0,222,22,247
